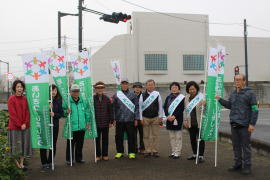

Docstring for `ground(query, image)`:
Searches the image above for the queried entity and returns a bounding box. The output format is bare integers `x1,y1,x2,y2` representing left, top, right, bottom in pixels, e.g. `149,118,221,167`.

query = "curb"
219,131,270,157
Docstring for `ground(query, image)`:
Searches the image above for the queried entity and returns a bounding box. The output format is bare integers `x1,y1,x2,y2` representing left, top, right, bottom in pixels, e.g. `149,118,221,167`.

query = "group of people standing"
7,73,258,175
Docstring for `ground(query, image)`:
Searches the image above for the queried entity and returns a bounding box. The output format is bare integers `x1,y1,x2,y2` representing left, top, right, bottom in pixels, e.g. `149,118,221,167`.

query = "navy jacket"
219,87,258,126
163,93,185,130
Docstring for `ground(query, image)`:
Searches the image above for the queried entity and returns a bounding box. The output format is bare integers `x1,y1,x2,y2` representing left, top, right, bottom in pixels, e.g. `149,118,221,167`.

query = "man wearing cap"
139,79,164,158
133,82,145,154
66,84,90,164
112,78,140,159
94,81,113,161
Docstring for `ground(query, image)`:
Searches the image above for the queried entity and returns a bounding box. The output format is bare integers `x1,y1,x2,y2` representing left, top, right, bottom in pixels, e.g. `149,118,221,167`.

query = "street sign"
6,72,14,81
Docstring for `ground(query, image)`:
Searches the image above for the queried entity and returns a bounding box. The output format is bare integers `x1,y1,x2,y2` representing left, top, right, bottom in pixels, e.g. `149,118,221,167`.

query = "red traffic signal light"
100,12,131,24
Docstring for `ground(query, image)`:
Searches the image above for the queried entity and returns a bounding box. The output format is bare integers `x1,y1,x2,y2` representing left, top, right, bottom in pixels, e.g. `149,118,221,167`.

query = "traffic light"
100,12,131,23
100,14,119,23
234,66,240,75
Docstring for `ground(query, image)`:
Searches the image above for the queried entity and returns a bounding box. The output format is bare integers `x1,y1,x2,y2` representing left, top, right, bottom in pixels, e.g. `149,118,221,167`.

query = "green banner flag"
201,46,225,141
66,51,97,139
22,53,51,149
48,49,69,107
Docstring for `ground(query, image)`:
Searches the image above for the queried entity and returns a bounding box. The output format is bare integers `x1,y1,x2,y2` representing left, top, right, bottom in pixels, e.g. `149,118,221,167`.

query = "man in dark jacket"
216,74,258,175
94,81,113,161
112,78,140,159
133,82,145,154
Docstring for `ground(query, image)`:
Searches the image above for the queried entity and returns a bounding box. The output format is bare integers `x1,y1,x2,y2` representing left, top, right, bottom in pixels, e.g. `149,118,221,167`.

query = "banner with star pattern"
48,49,69,108
22,53,52,149
201,45,225,141
64,51,97,139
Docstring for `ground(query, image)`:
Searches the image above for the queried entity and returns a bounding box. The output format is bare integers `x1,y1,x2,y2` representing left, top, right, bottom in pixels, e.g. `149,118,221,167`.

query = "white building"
92,12,270,84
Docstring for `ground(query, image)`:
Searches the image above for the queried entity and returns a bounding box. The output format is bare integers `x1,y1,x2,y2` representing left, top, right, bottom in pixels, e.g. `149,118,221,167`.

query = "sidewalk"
26,126,270,180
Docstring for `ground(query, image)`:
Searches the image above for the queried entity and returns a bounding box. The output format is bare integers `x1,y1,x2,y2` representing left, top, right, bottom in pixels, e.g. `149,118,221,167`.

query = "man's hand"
113,121,116,127
215,95,221,100
134,120,138,127
167,116,175,122
183,120,189,129
50,112,55,117
21,124,26,130
67,108,71,114
248,125,255,133
109,123,113,128
49,103,53,109
86,123,90,130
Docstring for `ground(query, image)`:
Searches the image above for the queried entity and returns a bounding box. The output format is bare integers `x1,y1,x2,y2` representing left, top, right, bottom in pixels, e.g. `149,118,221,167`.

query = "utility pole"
244,19,249,86
58,11,78,48
78,0,83,51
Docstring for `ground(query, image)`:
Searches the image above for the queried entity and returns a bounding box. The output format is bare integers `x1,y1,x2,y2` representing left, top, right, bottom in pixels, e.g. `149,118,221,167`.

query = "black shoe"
228,164,242,172
76,160,86,164
152,152,160,158
144,153,151,158
187,155,196,160
168,154,174,158
198,156,205,163
173,155,180,159
66,160,75,165
241,166,251,175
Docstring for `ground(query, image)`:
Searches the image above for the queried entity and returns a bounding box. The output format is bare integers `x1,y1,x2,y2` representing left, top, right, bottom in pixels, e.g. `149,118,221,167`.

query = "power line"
120,0,243,26
0,37,57,45
248,25,270,33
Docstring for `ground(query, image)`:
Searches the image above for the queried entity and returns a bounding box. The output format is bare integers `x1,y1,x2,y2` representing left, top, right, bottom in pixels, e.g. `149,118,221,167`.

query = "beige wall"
91,12,270,84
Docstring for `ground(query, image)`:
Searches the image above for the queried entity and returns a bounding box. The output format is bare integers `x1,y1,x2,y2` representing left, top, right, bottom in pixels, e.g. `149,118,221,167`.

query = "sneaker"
96,157,101,161
128,153,136,159
241,166,251,175
198,156,205,163
228,164,242,172
152,152,160,158
115,153,124,159
102,156,109,161
76,160,85,164
187,155,196,160
173,155,180,159
168,154,175,158
144,153,152,158
42,164,50,169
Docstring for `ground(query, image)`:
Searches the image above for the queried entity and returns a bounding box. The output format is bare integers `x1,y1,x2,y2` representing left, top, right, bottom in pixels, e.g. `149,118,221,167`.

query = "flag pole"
215,99,218,167
89,48,97,163
196,24,209,164
49,80,55,170
65,47,73,167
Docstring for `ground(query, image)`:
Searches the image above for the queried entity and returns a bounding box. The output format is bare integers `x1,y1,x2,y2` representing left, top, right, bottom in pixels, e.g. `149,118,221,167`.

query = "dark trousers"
66,130,85,162
231,126,252,166
188,126,205,156
40,125,59,165
96,127,109,157
134,122,145,152
115,121,135,154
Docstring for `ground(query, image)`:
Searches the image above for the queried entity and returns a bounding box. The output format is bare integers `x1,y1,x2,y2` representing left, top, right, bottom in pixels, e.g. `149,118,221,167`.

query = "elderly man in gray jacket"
216,74,258,175
112,78,140,159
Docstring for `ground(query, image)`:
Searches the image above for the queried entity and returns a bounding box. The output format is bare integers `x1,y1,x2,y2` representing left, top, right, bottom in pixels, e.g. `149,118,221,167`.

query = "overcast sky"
0,0,270,77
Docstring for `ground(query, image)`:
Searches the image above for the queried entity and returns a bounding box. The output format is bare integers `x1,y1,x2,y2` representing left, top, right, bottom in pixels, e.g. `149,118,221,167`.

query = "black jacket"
163,93,185,130
219,87,258,126
52,97,64,127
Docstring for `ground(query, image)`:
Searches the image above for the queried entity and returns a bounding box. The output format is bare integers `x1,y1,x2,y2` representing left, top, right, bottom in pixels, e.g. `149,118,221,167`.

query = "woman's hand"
50,112,55,117
67,108,71,114
21,124,26,130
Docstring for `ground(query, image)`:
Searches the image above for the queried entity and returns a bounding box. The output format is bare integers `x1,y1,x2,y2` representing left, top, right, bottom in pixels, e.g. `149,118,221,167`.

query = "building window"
145,54,167,71
183,55,204,71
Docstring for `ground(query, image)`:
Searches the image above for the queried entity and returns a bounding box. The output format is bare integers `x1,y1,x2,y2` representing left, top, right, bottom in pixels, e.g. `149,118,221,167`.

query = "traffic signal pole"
78,0,83,51
244,19,249,86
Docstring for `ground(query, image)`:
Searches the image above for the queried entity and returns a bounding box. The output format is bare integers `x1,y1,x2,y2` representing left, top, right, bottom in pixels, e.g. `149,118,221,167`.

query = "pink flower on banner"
24,62,32,68
58,56,64,62
71,61,78,67
39,61,46,68
83,58,89,64
48,58,53,65
210,55,217,62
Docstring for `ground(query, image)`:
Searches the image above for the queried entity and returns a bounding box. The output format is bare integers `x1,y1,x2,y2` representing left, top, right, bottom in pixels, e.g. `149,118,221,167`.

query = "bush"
0,110,25,180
